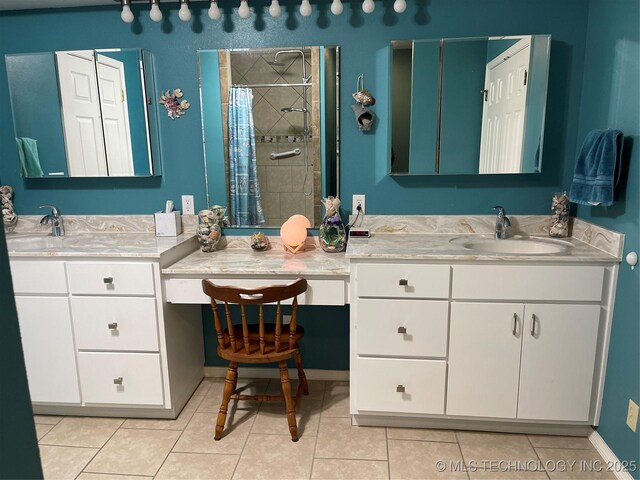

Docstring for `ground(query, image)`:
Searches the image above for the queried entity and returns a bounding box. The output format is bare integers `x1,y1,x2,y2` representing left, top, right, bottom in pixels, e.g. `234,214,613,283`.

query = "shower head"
267,60,285,67
281,107,308,113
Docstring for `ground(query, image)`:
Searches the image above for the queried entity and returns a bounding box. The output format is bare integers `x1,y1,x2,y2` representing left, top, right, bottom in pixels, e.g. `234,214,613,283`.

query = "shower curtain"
228,87,265,226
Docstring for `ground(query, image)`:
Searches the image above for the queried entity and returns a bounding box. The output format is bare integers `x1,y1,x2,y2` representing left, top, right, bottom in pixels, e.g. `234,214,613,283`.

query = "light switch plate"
627,399,639,432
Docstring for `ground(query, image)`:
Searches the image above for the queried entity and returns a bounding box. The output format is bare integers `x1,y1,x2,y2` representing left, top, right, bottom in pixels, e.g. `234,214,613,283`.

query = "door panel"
518,304,600,422
447,302,524,418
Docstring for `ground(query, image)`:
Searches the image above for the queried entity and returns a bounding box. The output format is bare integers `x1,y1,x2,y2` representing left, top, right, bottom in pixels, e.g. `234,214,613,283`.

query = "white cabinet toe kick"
350,261,619,434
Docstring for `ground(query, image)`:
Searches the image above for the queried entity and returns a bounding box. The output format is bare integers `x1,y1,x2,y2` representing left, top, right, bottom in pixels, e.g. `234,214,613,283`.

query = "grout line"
385,426,391,480
526,435,551,480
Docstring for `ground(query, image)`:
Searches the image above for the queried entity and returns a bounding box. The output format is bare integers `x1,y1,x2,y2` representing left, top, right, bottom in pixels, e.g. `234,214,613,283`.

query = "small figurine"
250,231,270,251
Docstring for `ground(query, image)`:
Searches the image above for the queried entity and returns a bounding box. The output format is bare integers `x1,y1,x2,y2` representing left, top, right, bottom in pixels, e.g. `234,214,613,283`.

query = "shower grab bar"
270,148,301,160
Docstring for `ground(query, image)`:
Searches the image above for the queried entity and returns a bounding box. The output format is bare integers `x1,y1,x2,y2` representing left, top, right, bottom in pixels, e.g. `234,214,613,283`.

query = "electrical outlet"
181,195,194,215
627,399,639,432
352,194,366,215
283,315,292,325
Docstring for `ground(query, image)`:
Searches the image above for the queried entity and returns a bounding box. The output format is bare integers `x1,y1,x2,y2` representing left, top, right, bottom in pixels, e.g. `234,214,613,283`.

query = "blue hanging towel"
569,129,623,206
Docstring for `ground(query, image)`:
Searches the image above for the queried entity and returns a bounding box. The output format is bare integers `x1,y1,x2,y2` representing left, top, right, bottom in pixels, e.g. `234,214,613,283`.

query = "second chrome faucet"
40,204,64,237
493,206,511,239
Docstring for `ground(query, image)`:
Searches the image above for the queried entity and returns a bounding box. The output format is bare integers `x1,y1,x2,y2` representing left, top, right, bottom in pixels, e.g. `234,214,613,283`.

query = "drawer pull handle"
396,384,405,393
113,377,123,385
108,322,118,330
512,313,517,336
530,314,537,336
397,326,407,334
103,276,114,284
398,279,408,286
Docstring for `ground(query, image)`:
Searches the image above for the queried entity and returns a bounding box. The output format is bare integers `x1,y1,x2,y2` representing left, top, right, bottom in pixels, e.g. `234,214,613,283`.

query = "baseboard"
589,430,634,480
204,366,349,382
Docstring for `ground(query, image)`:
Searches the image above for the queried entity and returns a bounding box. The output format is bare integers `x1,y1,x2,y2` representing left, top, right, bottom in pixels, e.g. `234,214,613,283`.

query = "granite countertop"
162,236,350,277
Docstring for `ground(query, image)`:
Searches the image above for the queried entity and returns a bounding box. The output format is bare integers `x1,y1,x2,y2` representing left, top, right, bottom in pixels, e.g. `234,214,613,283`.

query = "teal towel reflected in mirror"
569,129,623,207
16,137,44,177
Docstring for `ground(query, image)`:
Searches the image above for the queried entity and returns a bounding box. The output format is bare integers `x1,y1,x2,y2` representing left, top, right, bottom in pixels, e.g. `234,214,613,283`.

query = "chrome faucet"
493,206,511,239
40,205,64,237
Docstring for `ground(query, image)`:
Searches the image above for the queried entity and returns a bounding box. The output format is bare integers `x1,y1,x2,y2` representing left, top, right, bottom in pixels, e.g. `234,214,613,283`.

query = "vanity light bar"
120,0,403,22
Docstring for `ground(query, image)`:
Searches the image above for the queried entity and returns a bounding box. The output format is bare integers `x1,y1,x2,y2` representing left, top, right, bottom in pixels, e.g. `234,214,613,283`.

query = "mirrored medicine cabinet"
390,35,551,175
198,46,339,229
6,48,161,178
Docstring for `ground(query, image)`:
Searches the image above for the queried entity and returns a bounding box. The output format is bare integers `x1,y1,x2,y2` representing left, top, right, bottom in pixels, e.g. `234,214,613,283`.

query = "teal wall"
576,0,639,469
0,228,42,478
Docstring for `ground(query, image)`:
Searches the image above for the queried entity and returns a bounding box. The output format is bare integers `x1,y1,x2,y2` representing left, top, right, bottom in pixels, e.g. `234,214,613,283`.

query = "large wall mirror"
6,49,161,178
391,35,550,175
198,46,339,228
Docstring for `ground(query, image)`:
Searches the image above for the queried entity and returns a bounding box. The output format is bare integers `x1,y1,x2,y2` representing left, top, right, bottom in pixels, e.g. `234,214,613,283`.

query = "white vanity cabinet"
10,255,203,419
350,260,616,433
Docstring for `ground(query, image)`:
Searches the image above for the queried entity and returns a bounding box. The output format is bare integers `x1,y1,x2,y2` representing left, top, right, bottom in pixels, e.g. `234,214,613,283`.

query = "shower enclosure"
218,47,321,227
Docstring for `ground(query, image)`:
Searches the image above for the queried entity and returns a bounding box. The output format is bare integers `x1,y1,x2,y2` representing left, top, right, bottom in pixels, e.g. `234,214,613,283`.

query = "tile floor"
34,378,614,480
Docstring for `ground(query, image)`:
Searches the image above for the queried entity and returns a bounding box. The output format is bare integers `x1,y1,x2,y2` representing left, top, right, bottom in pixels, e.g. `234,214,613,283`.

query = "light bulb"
330,0,343,15
299,0,312,16
238,0,251,18
208,0,221,19
268,0,281,17
121,3,134,23
362,0,375,13
393,0,406,12
149,1,163,22
178,1,192,21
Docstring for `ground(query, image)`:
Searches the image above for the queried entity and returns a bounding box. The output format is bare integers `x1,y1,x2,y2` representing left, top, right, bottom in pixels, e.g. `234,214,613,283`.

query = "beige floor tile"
198,379,269,413
173,409,256,455
457,431,539,467
321,383,350,417
77,474,151,480
252,399,322,437
194,378,214,396
535,447,614,479
387,427,457,443
84,428,180,476
36,423,54,441
528,435,593,450
233,434,316,480
121,394,202,431
39,445,98,480
388,439,467,480
311,458,389,480
315,417,387,460
39,417,124,448
469,468,549,479
155,452,239,480
34,415,64,425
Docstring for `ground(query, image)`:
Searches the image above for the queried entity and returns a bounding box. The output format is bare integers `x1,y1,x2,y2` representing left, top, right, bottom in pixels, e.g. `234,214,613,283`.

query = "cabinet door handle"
113,377,123,385
512,313,518,336
396,384,405,393
103,276,114,284
398,279,408,286
108,322,118,330
397,326,407,334
530,314,537,336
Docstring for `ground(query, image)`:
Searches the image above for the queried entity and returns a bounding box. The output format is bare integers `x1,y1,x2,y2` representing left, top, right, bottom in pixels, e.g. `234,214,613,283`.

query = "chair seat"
218,323,305,363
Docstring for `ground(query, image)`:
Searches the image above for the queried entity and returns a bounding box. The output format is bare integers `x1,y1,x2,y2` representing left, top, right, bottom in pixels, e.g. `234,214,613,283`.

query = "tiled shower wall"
218,48,321,227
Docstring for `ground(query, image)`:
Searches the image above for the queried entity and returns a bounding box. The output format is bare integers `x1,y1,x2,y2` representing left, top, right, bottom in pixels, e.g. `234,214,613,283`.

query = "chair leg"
279,361,299,442
293,353,309,396
215,361,238,440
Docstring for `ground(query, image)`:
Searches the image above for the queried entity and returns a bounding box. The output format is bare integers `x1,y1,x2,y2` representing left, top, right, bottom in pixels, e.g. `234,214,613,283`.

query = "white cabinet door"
15,296,81,404
517,304,600,422
447,302,524,418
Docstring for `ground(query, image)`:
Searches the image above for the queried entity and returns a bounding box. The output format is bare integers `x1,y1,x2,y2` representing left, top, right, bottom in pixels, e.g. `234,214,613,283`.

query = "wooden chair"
202,278,309,442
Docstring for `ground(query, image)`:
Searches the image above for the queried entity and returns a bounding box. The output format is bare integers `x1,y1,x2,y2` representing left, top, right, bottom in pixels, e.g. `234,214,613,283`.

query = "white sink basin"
450,235,572,255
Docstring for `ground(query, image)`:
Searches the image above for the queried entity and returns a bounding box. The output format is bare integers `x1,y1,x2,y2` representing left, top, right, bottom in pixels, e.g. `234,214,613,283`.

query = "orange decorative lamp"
280,215,310,253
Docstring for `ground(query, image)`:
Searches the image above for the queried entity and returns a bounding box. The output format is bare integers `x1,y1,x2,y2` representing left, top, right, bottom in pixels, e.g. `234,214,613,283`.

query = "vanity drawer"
71,297,159,352
452,265,605,301
10,260,68,294
67,262,155,296
356,299,449,358
356,264,450,299
77,352,164,406
355,357,446,414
